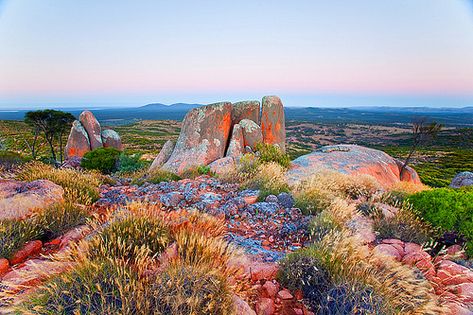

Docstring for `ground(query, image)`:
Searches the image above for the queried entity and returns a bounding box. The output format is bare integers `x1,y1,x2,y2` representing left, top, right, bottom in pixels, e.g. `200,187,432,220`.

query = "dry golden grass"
315,230,445,315
16,162,108,205
293,170,381,214
242,162,290,199
389,181,430,195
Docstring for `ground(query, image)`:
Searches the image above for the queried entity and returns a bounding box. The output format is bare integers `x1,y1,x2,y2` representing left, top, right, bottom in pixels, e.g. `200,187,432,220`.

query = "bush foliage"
81,147,121,174
255,143,291,168
408,188,473,256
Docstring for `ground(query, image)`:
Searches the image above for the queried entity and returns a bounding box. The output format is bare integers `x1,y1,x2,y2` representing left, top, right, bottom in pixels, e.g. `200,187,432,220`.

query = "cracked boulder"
162,102,232,175
65,120,91,159
79,110,103,149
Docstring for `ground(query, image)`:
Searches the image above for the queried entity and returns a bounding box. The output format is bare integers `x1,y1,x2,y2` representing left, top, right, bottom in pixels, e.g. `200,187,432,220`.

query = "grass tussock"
242,162,290,200
16,162,107,205
373,203,435,244
88,214,171,262
0,219,41,260
149,263,234,315
293,170,380,215
315,231,444,315
20,258,147,315
0,202,89,260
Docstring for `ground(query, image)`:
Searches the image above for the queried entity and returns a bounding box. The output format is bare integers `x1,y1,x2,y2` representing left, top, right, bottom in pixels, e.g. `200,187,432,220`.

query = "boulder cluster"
150,96,286,175
64,111,122,161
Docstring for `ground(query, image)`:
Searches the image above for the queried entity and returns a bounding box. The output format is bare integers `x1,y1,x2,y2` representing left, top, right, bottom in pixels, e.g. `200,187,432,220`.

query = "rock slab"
149,140,175,172
286,144,421,188
65,120,91,159
240,119,263,150
232,100,261,125
79,110,103,149
0,179,64,220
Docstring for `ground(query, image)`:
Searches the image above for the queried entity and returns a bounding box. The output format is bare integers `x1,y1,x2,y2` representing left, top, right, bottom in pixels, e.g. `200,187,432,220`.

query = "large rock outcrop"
65,120,91,159
161,102,233,174
261,96,286,152
232,100,260,125
65,111,122,160
149,140,175,172
156,96,287,175
286,144,421,188
0,179,64,220
79,111,103,149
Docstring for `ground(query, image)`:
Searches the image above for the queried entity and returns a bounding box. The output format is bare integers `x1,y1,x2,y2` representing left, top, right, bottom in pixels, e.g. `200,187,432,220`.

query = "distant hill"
140,103,202,111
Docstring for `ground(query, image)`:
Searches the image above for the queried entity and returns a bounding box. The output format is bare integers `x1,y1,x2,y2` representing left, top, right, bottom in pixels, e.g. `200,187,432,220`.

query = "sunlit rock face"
79,110,103,149
286,144,422,188
161,102,233,175
65,120,91,159
261,96,286,153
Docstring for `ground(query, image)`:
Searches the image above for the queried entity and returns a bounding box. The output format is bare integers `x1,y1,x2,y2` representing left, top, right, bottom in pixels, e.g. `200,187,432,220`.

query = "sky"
0,0,473,109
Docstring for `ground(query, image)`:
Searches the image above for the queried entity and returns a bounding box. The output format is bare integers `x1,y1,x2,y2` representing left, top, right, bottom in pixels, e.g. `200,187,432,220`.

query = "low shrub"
90,215,170,262
242,162,290,200
21,258,145,314
277,249,332,310
149,263,233,315
0,151,27,171
373,205,434,244
146,169,181,184
0,219,41,259
81,147,121,174
408,188,473,256
118,152,146,173
255,143,291,168
197,165,211,175
16,162,103,205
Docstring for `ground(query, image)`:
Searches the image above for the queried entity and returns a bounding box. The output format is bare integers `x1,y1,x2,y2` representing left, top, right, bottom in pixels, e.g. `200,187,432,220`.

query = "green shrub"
81,147,121,174
146,169,181,184
408,188,473,256
197,165,211,175
373,205,434,244
33,203,89,240
277,249,332,311
0,219,41,259
118,152,146,173
21,258,144,314
0,151,27,170
90,216,170,262
255,143,291,168
149,263,233,315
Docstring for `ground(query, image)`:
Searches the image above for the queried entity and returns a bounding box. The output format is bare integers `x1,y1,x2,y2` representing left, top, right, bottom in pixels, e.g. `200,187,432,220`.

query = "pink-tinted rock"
79,110,102,149
244,195,258,205
262,281,278,298
0,179,64,220
382,238,404,245
455,283,473,303
226,124,245,158
395,160,422,185
261,95,286,152
287,145,421,188
101,129,123,151
438,260,472,277
373,244,402,261
250,262,279,281
208,157,236,176
256,297,275,315
149,140,175,172
65,120,91,159
9,240,42,265
277,289,294,300
447,303,473,315
59,225,90,249
240,119,263,150
162,102,232,175
0,258,9,276
232,100,261,125
233,295,257,315
404,242,422,255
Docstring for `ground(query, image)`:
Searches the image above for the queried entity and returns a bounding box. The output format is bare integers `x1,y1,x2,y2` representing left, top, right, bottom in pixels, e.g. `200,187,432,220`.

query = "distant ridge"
140,103,202,111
